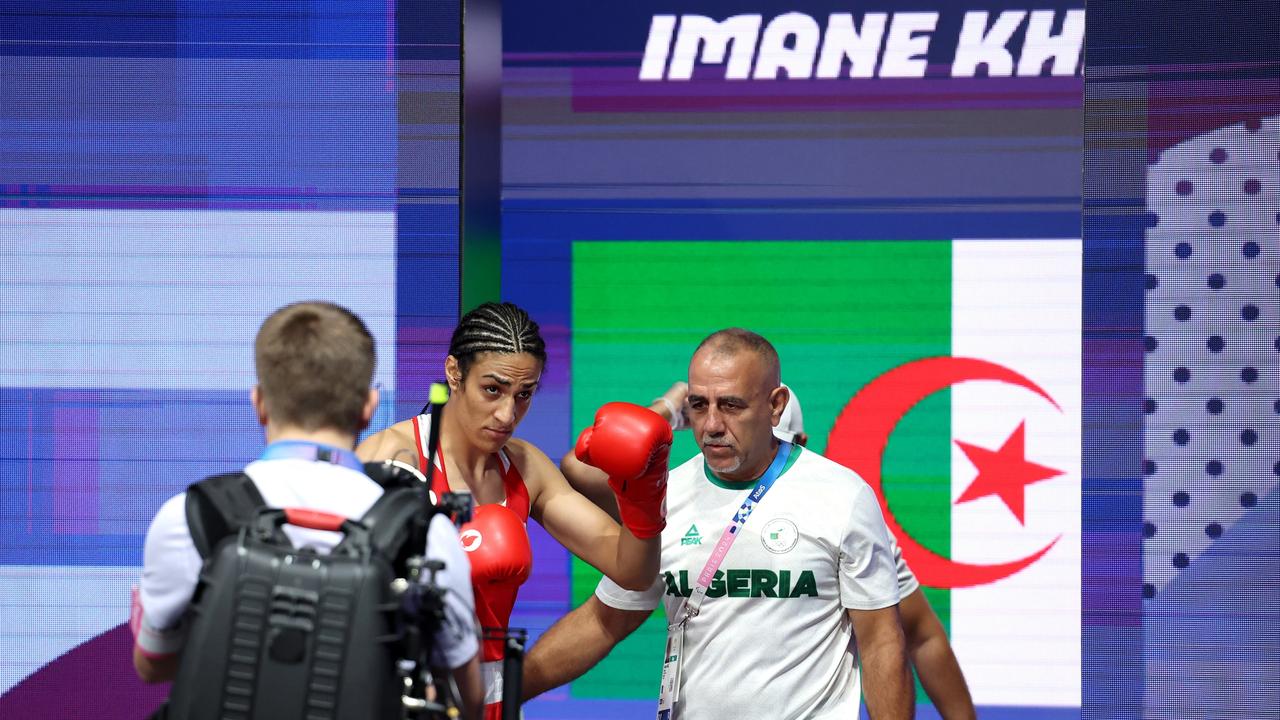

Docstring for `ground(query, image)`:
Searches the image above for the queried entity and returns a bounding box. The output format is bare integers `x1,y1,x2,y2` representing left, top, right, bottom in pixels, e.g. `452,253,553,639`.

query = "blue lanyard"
727,440,792,531
259,440,364,473
685,441,793,620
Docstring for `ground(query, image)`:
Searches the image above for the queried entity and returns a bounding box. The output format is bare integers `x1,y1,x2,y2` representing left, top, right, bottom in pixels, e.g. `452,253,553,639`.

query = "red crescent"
826,356,1062,589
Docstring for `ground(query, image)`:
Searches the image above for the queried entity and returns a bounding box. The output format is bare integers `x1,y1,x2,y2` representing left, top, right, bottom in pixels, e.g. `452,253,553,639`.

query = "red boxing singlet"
411,414,532,716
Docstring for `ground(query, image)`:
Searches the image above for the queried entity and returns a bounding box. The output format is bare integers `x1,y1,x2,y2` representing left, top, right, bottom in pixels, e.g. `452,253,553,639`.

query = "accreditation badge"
656,603,688,720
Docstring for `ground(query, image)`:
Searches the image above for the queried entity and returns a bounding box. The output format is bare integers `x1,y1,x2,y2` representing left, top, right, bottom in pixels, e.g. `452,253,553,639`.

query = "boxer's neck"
439,403,494,483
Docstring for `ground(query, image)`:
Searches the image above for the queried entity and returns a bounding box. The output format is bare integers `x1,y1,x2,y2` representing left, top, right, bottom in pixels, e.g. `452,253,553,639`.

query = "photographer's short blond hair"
254,301,374,433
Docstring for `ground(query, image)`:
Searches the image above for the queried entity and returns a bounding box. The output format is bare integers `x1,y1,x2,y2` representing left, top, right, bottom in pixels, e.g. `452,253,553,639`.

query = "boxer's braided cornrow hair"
448,301,547,378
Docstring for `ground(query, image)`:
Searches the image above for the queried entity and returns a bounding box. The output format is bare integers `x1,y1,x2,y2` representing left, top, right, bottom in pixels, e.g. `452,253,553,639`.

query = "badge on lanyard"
656,611,686,719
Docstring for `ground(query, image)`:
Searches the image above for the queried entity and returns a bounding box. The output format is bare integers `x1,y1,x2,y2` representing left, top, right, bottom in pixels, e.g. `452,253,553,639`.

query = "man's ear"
250,385,269,427
444,355,463,392
358,386,380,431
768,385,789,427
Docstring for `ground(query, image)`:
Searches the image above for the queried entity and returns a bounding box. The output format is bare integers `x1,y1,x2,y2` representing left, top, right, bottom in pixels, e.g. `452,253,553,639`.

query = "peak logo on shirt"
681,524,703,546
662,568,818,599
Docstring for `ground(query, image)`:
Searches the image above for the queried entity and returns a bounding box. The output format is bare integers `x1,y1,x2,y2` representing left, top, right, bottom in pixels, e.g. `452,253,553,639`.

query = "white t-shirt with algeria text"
597,444,901,720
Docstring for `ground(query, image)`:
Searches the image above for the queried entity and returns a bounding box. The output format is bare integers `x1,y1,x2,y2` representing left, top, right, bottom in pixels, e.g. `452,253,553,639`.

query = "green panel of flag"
570,240,952,699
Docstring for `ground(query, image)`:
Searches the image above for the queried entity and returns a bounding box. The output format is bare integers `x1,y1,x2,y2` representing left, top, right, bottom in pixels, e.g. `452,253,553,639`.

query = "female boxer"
358,302,667,719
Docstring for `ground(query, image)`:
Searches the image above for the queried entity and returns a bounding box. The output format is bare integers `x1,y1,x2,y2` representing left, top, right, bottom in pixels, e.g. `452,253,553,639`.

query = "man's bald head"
692,328,781,389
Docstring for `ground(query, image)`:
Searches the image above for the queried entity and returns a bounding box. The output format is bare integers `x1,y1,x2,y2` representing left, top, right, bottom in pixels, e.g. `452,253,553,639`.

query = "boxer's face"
446,352,542,453
687,348,784,482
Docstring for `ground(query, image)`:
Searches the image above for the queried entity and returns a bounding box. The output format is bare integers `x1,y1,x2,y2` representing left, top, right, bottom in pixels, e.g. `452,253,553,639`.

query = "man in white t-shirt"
131,301,484,719
528,328,913,719
556,382,975,719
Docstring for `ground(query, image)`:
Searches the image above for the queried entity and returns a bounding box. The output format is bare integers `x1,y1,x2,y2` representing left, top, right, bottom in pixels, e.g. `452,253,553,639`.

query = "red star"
954,421,1064,525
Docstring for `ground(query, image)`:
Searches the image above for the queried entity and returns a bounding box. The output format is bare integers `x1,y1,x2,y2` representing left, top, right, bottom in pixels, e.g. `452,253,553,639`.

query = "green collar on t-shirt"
703,442,802,490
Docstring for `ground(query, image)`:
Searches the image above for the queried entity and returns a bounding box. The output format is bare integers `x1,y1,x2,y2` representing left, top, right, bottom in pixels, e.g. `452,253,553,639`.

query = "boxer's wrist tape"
653,396,682,431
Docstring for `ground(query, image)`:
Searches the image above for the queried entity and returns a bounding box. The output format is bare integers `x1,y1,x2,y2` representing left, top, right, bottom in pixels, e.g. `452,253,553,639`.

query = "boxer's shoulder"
501,437,553,478
356,420,419,465
500,437,562,501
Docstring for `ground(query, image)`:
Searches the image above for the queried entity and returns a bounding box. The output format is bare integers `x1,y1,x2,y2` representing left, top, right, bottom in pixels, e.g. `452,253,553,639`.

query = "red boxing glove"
575,401,672,539
460,504,532,586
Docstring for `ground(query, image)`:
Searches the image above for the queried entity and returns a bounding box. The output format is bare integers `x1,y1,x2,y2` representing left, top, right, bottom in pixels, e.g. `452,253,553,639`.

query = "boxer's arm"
451,657,484,720
850,605,914,720
517,440,660,590
901,588,975,720
522,595,650,700
559,450,618,522
356,420,419,464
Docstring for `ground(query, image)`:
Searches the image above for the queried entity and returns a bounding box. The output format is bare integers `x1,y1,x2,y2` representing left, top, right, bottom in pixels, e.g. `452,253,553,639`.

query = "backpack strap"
185,472,267,559
362,460,427,491
339,486,432,562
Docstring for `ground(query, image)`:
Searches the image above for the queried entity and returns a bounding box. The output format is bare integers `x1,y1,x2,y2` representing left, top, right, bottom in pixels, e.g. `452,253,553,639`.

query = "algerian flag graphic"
570,239,1081,709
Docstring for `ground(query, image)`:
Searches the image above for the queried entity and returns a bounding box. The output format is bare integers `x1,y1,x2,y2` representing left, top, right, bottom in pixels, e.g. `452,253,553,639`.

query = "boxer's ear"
444,355,463,391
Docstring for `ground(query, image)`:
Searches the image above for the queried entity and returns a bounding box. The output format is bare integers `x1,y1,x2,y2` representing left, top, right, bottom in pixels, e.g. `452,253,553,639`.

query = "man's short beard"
714,456,742,474
701,444,742,475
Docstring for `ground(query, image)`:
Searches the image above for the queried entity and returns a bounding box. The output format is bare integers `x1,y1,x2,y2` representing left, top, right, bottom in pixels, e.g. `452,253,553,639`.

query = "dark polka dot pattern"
1143,118,1278,598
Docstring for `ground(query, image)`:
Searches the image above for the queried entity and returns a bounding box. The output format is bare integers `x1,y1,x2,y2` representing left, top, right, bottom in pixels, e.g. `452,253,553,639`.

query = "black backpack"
162,465,443,720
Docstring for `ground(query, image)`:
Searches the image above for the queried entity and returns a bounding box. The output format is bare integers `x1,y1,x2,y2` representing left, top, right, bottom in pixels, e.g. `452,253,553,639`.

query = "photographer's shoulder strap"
185,472,266,559
353,486,429,559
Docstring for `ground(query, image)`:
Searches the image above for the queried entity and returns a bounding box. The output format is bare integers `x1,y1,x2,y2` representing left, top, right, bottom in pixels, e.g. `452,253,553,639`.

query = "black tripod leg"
501,629,528,720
